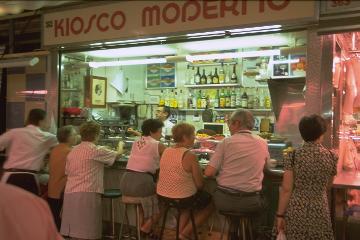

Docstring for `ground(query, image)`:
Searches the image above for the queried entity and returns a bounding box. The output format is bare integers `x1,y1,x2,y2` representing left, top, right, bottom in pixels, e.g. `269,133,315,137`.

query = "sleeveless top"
126,136,160,174
156,147,197,198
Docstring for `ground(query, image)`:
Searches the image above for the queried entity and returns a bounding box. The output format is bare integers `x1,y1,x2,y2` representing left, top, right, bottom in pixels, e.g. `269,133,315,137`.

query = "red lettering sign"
203,0,218,19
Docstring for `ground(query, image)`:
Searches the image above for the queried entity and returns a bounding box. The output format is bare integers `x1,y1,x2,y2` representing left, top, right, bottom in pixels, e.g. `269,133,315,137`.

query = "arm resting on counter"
276,170,294,232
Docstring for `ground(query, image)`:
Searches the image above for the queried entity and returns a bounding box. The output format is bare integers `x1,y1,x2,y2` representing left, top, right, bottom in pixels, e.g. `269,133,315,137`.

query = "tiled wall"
6,56,48,129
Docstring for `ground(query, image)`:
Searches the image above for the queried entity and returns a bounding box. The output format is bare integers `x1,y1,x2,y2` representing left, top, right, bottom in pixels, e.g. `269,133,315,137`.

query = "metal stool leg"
248,218,253,240
176,209,181,240
159,206,170,240
241,218,246,240
136,204,141,240
189,210,198,240
111,199,115,238
220,216,226,240
119,204,127,240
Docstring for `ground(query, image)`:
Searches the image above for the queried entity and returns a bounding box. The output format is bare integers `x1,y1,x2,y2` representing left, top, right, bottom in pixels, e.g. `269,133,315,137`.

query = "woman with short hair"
47,125,78,230
120,118,166,235
60,121,122,240
276,114,338,240
157,123,213,240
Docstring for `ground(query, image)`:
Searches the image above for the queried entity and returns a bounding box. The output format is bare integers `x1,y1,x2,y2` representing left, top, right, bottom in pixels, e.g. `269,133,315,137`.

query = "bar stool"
219,211,253,240
119,196,142,240
159,198,198,240
103,189,122,239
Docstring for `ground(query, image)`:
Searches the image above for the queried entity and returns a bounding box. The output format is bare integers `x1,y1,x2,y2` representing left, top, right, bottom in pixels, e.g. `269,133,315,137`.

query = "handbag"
276,231,286,240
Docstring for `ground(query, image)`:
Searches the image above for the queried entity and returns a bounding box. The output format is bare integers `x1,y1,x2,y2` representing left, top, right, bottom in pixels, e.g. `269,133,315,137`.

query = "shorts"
158,190,212,210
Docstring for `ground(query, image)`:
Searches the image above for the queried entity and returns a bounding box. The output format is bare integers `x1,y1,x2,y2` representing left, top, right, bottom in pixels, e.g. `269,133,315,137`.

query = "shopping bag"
276,231,286,240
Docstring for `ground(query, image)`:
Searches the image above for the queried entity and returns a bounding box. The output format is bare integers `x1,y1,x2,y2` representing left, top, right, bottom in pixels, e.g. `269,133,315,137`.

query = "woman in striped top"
157,123,213,240
60,121,122,240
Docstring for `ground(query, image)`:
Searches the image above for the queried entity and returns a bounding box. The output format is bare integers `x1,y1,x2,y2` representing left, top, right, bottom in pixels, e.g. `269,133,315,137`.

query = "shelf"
179,108,272,112
189,61,237,67
184,83,239,88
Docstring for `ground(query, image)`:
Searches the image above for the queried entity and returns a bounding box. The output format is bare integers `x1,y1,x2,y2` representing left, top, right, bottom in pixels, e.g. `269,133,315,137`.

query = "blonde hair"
79,121,100,141
172,123,195,143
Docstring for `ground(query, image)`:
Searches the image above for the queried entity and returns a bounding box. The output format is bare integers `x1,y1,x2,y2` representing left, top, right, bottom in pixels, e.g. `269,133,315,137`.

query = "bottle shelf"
184,83,239,88
178,108,272,112
188,62,237,67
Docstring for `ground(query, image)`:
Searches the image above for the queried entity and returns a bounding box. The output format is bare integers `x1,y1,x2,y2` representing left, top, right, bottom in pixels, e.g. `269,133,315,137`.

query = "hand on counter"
127,128,141,137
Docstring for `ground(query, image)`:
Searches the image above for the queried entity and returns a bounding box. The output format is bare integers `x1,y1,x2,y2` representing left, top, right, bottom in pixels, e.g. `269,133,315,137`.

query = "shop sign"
43,0,317,46
320,0,360,15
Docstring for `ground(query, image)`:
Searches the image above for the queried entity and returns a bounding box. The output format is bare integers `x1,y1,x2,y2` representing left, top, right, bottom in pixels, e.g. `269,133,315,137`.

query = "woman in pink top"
157,123,213,240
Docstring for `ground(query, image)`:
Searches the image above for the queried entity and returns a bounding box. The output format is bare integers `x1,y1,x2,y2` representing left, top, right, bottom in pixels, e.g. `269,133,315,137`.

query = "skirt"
60,192,102,239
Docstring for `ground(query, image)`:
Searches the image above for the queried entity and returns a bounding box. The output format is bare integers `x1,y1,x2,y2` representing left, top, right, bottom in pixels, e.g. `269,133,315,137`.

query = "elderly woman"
60,121,122,240
157,123,213,240
120,119,166,235
276,114,338,240
47,125,78,230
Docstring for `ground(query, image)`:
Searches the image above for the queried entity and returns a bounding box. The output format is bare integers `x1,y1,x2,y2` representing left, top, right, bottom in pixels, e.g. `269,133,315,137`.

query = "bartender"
128,105,174,138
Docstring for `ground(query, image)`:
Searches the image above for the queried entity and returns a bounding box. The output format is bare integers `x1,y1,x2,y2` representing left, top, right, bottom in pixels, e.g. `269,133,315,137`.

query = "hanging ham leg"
343,60,357,115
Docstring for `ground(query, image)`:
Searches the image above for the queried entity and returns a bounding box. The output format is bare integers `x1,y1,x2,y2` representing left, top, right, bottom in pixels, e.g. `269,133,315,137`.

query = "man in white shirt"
155,106,175,138
0,108,58,195
0,182,63,240
204,110,269,237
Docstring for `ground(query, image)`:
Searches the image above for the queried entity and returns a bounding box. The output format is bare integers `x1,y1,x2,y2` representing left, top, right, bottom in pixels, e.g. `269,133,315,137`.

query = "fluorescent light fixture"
187,31,224,37
181,35,288,52
104,36,167,45
186,50,280,62
0,57,39,68
89,58,166,68
230,28,281,36
272,59,300,64
86,45,176,58
229,25,281,33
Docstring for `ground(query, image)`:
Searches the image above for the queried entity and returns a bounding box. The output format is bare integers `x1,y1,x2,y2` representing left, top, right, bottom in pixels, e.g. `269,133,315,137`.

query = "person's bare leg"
179,210,191,233
141,213,161,233
180,203,214,238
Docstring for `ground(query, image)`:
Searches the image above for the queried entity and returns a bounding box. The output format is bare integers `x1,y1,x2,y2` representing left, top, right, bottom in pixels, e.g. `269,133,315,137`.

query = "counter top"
333,171,360,189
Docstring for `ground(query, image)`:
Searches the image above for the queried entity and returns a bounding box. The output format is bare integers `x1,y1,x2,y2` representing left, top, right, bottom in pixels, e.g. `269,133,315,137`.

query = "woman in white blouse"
120,119,166,235
60,121,122,240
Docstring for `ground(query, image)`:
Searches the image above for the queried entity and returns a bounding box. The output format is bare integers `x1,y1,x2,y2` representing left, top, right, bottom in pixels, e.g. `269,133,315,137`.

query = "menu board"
146,62,176,89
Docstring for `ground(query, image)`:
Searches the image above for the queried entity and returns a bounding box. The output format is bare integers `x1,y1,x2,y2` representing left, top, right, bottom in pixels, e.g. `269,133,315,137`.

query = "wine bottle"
214,89,220,108
219,89,226,109
200,69,207,85
207,71,213,84
231,64,238,83
197,90,202,108
213,68,219,84
201,91,207,109
241,88,248,108
159,90,165,106
188,92,193,109
235,88,242,107
194,67,201,85
225,88,231,108
225,64,230,83
230,88,236,108
219,63,225,84
178,90,184,109
253,88,260,109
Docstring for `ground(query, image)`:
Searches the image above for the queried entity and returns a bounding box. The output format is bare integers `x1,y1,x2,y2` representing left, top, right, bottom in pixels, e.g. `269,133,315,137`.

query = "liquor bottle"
207,71,213,84
259,88,265,109
241,88,248,108
230,88,236,108
178,90,184,109
190,66,195,85
225,64,231,83
213,68,219,84
218,63,225,84
253,88,260,109
214,89,220,108
159,90,165,106
164,89,170,107
188,92,193,109
200,69,207,85
225,88,231,108
219,89,226,109
235,88,241,107
197,90,202,108
201,91,207,109
264,91,271,109
247,88,253,109
194,67,201,85
231,64,238,83
192,91,197,109
172,90,178,108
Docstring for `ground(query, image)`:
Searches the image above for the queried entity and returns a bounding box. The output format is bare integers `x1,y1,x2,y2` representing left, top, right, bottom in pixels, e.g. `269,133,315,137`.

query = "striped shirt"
64,142,117,194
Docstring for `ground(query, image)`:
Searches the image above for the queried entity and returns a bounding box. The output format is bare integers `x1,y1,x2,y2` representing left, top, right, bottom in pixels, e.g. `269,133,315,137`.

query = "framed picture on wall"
85,76,107,108
146,62,176,89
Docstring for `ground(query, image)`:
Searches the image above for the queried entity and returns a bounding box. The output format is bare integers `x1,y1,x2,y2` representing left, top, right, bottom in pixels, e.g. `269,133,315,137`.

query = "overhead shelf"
178,108,272,112
184,83,239,88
